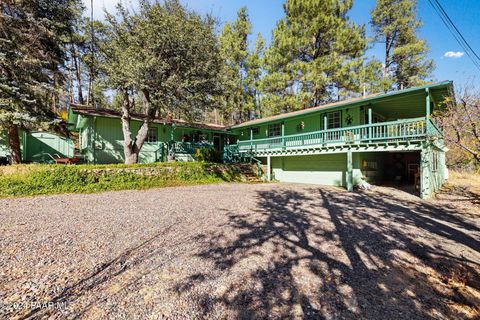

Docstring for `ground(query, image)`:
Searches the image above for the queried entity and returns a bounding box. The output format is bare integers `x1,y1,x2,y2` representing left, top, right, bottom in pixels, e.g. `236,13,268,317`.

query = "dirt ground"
1,182,479,319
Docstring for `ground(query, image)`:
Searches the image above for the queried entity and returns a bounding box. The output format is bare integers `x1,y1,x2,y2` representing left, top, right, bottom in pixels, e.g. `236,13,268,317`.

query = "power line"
432,0,480,62
427,0,480,71
428,0,480,70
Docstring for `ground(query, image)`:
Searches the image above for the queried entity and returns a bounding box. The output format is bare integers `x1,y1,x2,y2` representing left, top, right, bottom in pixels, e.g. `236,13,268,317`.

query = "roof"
230,81,453,129
70,105,227,132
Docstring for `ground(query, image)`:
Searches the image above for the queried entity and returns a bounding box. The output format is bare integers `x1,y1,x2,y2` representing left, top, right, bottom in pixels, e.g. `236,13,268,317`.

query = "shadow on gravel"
197,187,480,319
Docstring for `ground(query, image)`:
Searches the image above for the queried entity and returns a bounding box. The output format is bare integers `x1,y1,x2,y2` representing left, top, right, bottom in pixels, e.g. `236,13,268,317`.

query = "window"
323,111,341,129
147,127,158,143
251,127,260,135
432,152,438,171
193,132,208,143
363,109,385,124
268,123,281,137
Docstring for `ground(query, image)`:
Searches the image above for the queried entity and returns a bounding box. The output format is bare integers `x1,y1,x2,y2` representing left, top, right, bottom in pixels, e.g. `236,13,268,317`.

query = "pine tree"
217,7,257,124
261,0,372,115
245,34,266,118
371,0,434,90
0,0,82,163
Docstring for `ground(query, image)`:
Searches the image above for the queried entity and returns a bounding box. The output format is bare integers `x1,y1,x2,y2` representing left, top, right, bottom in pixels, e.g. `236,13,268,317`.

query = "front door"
213,135,221,151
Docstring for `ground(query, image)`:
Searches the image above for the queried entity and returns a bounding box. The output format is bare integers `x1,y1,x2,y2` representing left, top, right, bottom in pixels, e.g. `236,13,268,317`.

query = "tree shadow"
195,186,480,319
13,185,479,319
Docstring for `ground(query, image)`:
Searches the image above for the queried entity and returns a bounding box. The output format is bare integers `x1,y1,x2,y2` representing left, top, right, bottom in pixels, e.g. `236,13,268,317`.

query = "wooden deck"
226,117,442,157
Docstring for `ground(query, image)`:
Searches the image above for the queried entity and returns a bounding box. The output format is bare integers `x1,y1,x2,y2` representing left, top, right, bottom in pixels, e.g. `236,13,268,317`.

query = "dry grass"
448,170,480,196
0,164,45,176
435,170,480,215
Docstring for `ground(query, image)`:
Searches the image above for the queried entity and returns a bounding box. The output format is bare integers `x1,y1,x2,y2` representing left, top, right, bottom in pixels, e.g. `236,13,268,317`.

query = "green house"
226,81,453,199
68,106,233,164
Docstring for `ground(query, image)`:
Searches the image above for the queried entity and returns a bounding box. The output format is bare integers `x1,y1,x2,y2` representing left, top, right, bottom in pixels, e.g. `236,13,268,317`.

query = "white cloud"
444,51,465,58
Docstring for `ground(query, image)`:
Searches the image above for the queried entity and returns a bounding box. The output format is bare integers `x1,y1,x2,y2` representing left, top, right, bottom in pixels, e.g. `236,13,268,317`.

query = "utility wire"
428,0,480,70
427,0,480,71
432,0,480,62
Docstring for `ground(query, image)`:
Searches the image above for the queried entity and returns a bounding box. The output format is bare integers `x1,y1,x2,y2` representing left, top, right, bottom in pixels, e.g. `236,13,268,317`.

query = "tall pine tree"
371,0,434,90
217,7,265,124
261,0,373,115
245,34,266,119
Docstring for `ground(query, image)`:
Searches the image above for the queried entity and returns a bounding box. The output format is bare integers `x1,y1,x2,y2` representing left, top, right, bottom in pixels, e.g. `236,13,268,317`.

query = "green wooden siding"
421,144,447,198
0,131,73,162
77,117,166,164
23,132,74,162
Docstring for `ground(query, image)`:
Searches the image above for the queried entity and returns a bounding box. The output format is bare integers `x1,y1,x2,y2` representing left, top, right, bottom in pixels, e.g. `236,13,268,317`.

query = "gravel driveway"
1,183,479,319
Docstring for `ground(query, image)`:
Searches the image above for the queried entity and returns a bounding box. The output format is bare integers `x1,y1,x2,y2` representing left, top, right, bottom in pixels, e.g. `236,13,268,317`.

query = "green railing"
427,118,442,137
236,117,441,153
172,141,214,154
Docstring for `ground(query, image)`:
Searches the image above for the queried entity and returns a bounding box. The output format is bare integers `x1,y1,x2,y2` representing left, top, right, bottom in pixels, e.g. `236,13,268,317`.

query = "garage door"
271,154,347,186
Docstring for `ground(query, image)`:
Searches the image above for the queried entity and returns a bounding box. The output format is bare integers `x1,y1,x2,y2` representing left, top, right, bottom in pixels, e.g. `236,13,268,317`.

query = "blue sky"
86,0,480,89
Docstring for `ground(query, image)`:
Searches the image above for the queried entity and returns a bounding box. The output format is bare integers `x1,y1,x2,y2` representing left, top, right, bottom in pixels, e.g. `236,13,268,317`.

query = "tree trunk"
7,124,22,164
121,91,136,164
120,90,153,164
124,150,138,164
72,44,84,104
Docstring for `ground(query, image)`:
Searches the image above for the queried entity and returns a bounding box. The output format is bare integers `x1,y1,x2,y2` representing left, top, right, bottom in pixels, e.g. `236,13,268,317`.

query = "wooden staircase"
235,163,262,182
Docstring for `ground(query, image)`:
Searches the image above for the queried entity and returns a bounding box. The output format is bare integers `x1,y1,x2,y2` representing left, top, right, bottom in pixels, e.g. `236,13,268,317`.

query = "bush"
194,148,222,163
0,162,247,198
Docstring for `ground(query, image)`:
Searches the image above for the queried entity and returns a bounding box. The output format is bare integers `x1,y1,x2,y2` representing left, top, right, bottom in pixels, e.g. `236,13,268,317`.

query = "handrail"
250,156,262,177
428,118,443,136
238,117,426,145
173,141,214,154
236,117,433,153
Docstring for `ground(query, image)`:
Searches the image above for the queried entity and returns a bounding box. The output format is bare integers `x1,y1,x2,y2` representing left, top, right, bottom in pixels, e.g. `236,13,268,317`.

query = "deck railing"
234,117,441,154
172,141,214,155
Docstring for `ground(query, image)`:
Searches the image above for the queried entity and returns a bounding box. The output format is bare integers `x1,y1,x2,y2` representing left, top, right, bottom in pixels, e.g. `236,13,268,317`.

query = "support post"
267,155,271,181
250,127,253,150
420,142,431,199
22,130,27,162
323,115,328,145
347,149,353,192
425,88,430,134
281,122,285,147
368,107,372,142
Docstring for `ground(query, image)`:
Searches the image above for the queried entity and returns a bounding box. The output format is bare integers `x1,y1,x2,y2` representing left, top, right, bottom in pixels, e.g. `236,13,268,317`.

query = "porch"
170,141,216,162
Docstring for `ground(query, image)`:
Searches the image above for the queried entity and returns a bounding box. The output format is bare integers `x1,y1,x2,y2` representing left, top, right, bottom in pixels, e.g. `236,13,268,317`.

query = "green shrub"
0,162,247,198
194,148,222,163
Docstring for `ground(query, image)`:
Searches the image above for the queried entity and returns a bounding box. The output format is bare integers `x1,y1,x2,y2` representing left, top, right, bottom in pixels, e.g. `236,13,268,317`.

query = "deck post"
347,149,353,192
425,88,431,134
323,116,327,145
368,107,372,142
281,122,285,147
250,128,253,150
267,155,271,181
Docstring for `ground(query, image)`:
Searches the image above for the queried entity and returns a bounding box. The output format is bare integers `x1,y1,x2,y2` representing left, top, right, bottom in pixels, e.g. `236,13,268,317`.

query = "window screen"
327,111,342,129
147,127,158,143
268,123,281,137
